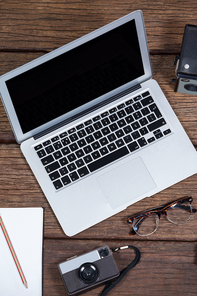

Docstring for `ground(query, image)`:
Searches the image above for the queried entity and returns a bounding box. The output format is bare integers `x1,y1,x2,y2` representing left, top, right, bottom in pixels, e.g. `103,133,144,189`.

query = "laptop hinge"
33,83,141,140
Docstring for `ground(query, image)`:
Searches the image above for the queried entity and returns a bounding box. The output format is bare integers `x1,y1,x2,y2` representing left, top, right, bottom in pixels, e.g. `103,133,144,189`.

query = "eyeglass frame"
127,196,196,236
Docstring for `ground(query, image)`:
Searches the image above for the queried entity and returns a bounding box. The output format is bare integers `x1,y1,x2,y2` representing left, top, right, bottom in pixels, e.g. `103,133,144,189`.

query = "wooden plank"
0,0,197,53
0,53,197,144
0,143,197,241
43,239,197,296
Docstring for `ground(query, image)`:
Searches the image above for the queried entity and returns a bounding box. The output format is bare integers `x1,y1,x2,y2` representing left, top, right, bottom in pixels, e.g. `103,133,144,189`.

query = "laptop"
0,10,197,236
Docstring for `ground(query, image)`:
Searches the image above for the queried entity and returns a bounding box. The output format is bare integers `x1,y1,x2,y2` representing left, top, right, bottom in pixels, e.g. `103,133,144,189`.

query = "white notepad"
0,208,44,296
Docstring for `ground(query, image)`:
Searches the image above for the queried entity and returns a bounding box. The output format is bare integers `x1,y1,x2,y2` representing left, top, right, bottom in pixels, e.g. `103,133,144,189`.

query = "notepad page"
0,208,43,296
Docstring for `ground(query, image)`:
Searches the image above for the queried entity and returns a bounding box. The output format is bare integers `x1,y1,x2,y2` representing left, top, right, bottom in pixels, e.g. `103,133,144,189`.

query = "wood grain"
0,0,197,53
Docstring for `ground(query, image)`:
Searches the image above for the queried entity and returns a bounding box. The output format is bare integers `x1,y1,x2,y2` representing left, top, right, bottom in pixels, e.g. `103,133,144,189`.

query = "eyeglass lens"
166,200,192,224
132,199,192,236
132,213,159,236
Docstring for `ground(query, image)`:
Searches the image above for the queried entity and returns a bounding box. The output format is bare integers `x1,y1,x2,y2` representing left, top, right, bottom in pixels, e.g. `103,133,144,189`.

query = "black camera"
58,245,120,295
175,24,197,95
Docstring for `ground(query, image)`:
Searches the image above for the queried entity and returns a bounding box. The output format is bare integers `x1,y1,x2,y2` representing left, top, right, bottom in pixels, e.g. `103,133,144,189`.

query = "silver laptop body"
0,10,197,236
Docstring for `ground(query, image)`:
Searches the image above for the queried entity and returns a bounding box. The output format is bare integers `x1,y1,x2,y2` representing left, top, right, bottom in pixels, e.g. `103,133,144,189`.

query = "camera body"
58,245,120,295
175,24,197,95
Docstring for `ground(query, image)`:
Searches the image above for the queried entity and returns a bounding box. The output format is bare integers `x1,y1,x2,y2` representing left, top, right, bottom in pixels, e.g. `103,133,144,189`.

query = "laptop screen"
6,19,144,134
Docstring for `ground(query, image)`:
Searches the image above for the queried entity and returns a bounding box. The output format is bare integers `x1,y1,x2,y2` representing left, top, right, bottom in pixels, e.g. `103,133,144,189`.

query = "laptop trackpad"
97,157,157,209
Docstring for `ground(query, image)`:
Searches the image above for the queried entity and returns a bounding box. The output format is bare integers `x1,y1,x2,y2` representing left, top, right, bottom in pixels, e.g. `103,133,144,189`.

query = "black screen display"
6,19,144,133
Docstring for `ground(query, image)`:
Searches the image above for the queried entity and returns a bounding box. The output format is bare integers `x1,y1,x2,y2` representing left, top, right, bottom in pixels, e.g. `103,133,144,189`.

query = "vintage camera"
58,245,120,295
175,24,197,95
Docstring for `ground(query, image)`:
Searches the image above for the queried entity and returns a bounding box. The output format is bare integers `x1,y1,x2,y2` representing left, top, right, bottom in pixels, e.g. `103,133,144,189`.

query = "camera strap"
100,245,141,296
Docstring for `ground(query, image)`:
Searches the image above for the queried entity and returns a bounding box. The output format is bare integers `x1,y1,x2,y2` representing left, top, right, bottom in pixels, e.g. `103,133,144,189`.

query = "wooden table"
0,1,197,295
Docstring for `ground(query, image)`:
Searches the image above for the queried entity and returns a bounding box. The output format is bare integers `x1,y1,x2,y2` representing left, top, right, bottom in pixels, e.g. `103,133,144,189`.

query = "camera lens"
79,263,99,284
99,247,109,258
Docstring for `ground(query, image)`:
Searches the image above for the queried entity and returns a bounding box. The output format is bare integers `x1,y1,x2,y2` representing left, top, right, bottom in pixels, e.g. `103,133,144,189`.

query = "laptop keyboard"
34,91,172,190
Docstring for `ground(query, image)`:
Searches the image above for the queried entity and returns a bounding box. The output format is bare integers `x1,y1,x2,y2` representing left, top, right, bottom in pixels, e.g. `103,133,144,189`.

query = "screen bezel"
0,10,152,143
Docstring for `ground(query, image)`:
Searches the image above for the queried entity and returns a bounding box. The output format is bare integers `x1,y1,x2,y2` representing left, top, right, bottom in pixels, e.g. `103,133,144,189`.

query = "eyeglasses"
127,196,196,236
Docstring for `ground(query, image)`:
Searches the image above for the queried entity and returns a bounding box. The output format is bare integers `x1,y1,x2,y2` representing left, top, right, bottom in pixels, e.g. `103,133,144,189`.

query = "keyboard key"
109,113,118,122
131,122,140,130
100,147,109,156
85,125,94,134
61,137,70,146
125,99,133,105
88,146,129,172
77,129,87,138
41,155,54,165
69,172,79,182
107,143,116,151
141,107,150,116
134,95,141,101
101,127,110,135
123,135,132,143
62,147,71,155
67,163,77,172
139,118,148,126
123,126,132,134
59,132,68,138
131,131,141,139
115,129,124,138
92,151,101,160
84,155,93,164
133,102,142,110
78,166,89,177
116,139,124,147
125,115,134,123
133,111,142,120
53,151,63,159
59,167,68,176
51,136,59,142
147,113,156,122
93,122,102,130
117,119,126,128
69,143,79,151
117,103,125,109
59,157,68,166
84,119,92,126
45,145,54,154
68,128,76,134
45,161,60,173
141,96,154,106
76,159,85,168
109,123,118,132
85,135,94,144
109,107,117,113
154,129,163,139
147,137,155,143
139,127,148,136
84,145,93,154
147,118,166,132
76,123,84,130
163,129,171,135
37,149,46,158
149,103,162,118
128,141,140,152
117,110,126,118
142,91,150,97
76,149,85,158
101,111,109,118
93,131,102,139
61,176,71,186
53,141,62,150
92,141,101,150
34,144,42,151
67,153,76,162
138,137,147,147
77,139,86,147
53,179,63,190
70,133,78,142
49,171,60,181
43,140,51,146
92,115,101,122
100,137,109,146
101,118,110,126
